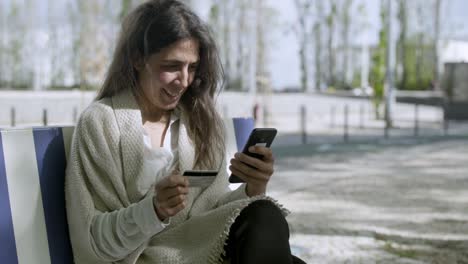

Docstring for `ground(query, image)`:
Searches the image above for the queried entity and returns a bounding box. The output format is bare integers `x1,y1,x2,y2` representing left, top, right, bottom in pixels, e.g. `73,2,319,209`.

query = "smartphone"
229,128,277,183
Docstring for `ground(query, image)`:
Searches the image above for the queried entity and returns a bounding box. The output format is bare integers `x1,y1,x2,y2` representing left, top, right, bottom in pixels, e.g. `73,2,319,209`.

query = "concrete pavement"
270,138,468,263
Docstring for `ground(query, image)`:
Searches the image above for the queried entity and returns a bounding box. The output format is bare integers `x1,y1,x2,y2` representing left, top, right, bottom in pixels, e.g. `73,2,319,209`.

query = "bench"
0,118,254,264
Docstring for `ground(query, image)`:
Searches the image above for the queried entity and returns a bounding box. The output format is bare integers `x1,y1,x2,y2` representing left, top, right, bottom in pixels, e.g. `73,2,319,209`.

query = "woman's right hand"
153,172,189,221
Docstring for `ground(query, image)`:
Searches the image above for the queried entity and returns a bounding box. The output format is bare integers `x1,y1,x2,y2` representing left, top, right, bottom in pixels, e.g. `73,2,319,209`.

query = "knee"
242,200,289,234
245,200,283,218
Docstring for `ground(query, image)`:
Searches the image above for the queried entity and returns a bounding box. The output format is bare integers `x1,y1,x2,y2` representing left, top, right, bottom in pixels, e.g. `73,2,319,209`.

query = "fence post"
444,118,449,136
263,105,269,127
330,105,336,128
10,107,16,127
43,109,48,127
252,103,259,123
414,104,419,137
359,104,364,129
73,107,78,124
344,105,349,143
442,103,449,136
300,105,307,144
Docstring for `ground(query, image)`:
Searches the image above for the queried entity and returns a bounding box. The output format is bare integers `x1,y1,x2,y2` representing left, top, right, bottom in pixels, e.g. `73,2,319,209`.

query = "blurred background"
1,0,468,133
1,0,468,263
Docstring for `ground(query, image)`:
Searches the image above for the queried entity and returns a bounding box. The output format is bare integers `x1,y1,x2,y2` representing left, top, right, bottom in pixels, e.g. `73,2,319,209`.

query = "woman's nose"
176,67,189,88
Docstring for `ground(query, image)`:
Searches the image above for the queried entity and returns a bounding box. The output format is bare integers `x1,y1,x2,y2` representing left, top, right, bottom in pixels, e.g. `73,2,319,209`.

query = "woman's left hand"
229,146,275,197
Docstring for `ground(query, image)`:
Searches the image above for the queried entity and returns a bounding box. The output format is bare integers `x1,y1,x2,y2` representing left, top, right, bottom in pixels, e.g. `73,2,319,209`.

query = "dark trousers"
224,200,307,264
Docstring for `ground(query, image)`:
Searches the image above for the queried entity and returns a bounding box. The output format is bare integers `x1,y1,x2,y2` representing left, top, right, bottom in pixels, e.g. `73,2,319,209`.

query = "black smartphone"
229,128,277,183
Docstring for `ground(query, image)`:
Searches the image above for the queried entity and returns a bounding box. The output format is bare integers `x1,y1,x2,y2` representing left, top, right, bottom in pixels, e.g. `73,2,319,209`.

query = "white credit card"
183,170,218,188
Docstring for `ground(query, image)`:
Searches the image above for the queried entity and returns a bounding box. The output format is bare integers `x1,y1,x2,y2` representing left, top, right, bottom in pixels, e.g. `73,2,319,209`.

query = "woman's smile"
162,87,181,98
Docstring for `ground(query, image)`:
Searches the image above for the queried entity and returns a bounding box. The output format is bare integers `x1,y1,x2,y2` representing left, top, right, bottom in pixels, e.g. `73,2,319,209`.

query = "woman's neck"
135,92,170,124
142,110,170,124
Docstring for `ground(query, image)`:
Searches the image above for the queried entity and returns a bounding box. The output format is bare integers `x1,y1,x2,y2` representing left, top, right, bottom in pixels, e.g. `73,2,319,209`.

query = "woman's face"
137,38,199,112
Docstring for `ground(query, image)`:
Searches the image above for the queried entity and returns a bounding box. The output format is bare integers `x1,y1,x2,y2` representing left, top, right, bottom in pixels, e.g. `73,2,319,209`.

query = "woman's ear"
134,59,144,72
132,52,144,71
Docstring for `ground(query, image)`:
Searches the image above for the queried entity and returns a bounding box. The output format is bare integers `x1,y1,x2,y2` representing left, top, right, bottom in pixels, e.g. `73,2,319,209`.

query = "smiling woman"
65,0,305,264
137,38,200,114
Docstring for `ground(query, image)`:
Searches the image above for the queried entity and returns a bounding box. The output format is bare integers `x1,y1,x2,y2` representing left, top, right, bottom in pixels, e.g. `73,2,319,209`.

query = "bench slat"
2,130,51,264
0,133,19,264
33,128,74,264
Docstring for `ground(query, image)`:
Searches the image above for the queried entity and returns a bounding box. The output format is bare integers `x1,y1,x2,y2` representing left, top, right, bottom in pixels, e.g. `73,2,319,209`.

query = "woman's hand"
229,146,275,197
153,172,189,221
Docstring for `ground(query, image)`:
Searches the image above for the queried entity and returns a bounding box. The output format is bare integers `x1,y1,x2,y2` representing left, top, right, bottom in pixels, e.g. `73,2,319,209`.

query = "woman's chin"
158,99,181,111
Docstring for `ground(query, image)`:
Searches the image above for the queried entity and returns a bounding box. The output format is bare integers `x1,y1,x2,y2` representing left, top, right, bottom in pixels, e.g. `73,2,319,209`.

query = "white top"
90,114,179,259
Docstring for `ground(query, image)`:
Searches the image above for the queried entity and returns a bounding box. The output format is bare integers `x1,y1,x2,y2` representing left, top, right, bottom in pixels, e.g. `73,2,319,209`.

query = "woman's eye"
189,65,198,72
162,65,179,71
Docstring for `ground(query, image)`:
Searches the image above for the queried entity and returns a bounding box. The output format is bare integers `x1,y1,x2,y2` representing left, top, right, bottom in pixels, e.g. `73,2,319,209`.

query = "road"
270,138,468,263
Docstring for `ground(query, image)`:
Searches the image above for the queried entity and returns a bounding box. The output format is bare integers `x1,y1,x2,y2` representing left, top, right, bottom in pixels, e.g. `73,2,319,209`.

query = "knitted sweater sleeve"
65,101,161,263
90,192,168,260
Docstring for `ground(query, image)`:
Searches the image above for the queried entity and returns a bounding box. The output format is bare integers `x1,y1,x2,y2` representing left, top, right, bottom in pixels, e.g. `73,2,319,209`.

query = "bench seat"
0,118,253,264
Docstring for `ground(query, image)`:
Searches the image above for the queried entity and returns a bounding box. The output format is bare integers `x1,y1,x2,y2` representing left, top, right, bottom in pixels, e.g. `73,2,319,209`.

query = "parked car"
352,86,374,97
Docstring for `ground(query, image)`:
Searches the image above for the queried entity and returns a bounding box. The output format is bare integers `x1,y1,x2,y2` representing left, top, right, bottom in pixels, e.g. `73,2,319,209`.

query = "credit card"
183,170,218,188
183,170,218,177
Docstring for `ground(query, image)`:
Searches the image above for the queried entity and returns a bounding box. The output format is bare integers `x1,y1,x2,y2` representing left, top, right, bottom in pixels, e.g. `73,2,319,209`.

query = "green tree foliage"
396,0,439,91
369,3,387,119
399,39,435,90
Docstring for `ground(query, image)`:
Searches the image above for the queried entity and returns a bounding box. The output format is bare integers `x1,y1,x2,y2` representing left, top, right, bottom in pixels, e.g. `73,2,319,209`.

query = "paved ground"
269,137,468,263
3,91,468,263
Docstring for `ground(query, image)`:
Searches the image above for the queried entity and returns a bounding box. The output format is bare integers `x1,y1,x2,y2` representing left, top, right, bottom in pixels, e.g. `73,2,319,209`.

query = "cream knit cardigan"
65,89,288,264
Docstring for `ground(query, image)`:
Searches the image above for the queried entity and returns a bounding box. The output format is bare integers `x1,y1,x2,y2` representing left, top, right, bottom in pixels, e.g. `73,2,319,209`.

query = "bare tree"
313,0,325,92
256,0,267,93
294,0,312,92
6,1,32,89
326,0,338,88
234,0,249,90
222,0,233,90
68,0,84,88
340,0,353,87
433,0,442,88
415,2,425,89
209,0,235,90
396,0,408,89
48,0,67,89
209,0,273,92
0,1,6,88
77,1,111,89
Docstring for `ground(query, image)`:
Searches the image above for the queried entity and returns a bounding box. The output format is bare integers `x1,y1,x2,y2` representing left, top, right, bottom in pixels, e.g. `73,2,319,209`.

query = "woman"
65,0,306,263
